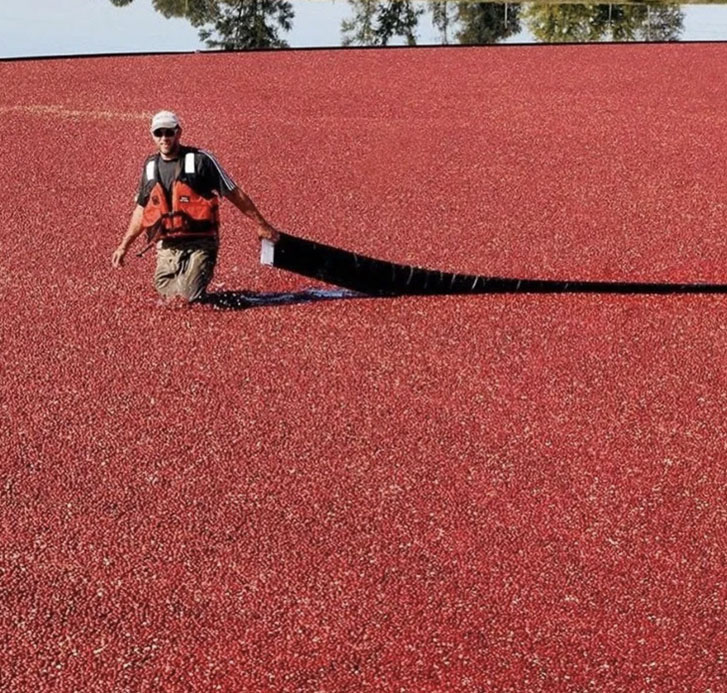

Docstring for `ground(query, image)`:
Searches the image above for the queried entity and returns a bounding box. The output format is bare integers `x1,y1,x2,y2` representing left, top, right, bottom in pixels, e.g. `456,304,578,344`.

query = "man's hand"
113,206,146,268
112,245,127,268
258,223,280,243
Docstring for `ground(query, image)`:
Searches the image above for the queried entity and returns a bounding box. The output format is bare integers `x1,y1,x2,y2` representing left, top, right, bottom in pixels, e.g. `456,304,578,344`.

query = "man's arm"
112,204,146,268
227,187,280,242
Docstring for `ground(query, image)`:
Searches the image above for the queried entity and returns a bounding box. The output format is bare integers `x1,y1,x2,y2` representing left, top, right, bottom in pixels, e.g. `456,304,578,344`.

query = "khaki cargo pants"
154,238,218,302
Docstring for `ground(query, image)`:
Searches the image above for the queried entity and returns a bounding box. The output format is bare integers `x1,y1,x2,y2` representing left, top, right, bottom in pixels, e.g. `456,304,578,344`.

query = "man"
112,110,279,302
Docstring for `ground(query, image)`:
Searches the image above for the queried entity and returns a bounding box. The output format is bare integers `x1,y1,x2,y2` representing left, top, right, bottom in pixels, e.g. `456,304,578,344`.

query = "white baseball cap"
150,110,181,133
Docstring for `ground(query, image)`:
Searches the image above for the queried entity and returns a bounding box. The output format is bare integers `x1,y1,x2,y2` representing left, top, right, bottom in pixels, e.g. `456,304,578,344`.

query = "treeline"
109,1,684,49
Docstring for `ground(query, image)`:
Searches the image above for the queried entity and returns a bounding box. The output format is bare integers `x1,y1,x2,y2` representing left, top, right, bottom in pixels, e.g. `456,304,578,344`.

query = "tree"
198,1,294,49
637,4,683,42
341,0,378,46
455,2,522,45
151,0,216,27
430,1,457,45
109,0,294,49
342,1,424,47
523,3,598,43
376,1,423,45
523,3,684,44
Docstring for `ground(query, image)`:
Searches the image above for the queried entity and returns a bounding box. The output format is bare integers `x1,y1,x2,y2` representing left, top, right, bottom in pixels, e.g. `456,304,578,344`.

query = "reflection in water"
351,1,684,45
430,1,459,44
112,0,295,49
456,2,522,45
198,1,294,49
342,1,424,46
342,1,522,46
110,1,686,48
525,3,683,43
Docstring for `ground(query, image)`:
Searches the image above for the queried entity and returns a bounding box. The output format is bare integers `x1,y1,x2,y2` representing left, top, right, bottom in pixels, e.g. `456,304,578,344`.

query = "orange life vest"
141,152,219,241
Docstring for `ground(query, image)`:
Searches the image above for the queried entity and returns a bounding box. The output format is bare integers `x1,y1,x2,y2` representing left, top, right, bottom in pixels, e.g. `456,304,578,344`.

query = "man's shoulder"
188,147,225,163
180,145,210,156
141,147,205,165
191,148,236,193
176,146,218,167
139,153,159,187
141,152,158,173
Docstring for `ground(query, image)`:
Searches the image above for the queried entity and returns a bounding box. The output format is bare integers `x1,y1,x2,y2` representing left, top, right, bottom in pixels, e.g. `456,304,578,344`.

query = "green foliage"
342,1,424,46
430,1,458,44
111,0,293,49
198,1,294,49
456,2,522,43
151,0,216,27
341,0,377,45
523,3,684,42
111,0,688,49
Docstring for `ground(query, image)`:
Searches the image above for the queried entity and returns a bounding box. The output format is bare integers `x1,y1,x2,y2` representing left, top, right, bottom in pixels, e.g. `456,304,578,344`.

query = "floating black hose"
261,232,727,296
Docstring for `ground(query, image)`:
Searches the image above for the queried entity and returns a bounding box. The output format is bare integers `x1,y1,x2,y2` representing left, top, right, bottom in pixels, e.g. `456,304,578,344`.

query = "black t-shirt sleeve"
196,150,237,198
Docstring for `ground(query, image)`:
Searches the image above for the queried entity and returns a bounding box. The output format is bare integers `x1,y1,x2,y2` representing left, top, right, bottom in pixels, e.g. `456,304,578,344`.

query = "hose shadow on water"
200,287,369,310
199,278,727,311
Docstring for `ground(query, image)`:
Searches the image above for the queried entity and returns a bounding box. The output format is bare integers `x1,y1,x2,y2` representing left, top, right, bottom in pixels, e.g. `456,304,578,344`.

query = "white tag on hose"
260,238,275,266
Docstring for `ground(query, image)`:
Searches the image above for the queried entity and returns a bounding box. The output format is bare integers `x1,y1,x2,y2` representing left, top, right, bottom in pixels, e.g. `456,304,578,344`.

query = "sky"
0,0,366,58
1,1,726,59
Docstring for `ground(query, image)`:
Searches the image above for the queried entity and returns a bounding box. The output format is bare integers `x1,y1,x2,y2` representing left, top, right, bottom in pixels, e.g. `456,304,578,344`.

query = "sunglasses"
153,128,178,138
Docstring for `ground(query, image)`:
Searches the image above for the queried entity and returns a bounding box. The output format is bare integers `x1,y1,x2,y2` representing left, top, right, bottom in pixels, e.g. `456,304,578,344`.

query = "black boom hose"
261,232,727,296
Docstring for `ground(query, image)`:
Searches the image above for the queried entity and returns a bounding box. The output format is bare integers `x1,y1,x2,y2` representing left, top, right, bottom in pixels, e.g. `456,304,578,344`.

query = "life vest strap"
156,211,216,237
184,152,195,174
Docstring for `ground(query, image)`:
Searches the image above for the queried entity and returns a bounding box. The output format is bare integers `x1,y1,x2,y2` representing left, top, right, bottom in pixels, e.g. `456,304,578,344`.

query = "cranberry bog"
3,45,727,691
